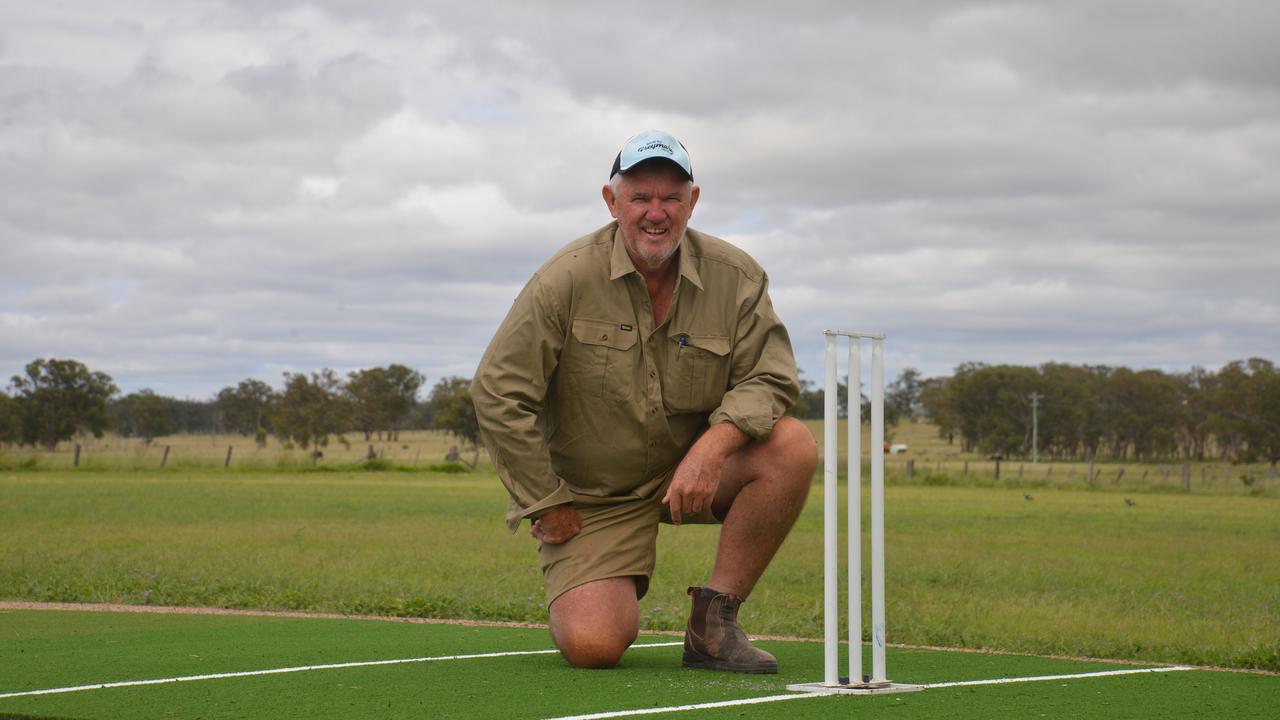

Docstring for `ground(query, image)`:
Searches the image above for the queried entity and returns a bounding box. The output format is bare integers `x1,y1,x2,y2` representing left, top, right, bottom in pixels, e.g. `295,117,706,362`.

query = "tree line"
8,355,1277,467
1,358,479,452
917,358,1280,465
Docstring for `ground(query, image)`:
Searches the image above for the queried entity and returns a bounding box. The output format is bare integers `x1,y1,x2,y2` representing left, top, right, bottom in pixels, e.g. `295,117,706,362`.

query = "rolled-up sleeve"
707,273,800,439
471,276,574,533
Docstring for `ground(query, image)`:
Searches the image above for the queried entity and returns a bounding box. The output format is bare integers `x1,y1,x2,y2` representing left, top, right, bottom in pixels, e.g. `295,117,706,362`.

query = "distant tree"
382,364,424,440
346,365,424,442
345,368,385,441
108,394,136,438
111,390,176,445
1035,363,1108,461
1100,368,1181,460
1177,366,1216,461
1213,358,1280,465
860,387,901,428
1256,364,1280,468
887,367,924,421
0,391,22,445
167,397,219,434
427,376,479,447
945,363,1040,456
918,377,956,444
272,369,348,450
9,358,118,449
216,379,276,436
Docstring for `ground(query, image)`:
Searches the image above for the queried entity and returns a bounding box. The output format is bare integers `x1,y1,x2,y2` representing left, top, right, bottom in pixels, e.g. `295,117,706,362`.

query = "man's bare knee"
769,417,819,478
548,578,639,669
552,624,637,669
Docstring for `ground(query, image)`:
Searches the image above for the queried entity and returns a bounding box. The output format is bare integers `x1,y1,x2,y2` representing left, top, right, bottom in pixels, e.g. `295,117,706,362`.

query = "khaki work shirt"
472,223,800,532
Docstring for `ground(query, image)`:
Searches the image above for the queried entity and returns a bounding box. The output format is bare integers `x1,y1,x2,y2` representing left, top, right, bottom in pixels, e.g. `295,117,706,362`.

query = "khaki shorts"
539,469,719,605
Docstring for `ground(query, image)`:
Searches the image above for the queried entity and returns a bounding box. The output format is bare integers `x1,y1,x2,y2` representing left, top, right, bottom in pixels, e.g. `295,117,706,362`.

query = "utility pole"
1028,392,1044,463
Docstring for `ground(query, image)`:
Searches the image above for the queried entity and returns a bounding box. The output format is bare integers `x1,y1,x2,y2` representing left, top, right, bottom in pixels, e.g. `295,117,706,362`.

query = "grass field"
3,467,1276,672
2,609,1276,720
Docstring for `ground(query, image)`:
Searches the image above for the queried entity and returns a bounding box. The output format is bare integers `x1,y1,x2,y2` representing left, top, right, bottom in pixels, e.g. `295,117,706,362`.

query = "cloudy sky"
3,1,1277,399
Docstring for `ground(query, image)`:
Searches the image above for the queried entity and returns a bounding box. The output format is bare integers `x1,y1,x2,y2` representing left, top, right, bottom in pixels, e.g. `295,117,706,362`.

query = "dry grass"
0,430,486,472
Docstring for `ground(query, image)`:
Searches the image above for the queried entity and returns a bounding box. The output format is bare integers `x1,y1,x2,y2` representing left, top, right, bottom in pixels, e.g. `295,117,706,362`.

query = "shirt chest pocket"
665,333,731,413
563,318,639,402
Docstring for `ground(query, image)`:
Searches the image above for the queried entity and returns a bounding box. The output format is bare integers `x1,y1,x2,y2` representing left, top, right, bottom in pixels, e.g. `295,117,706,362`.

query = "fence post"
906,459,915,478
1182,464,1192,491
994,458,1001,481
963,461,969,477
161,445,170,468
1201,466,1207,484
225,445,233,468
74,444,81,467
1223,466,1230,484
1018,463,1024,478
1115,468,1125,484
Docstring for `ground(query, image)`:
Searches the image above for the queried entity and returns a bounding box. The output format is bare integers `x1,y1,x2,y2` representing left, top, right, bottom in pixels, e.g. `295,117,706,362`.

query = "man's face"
602,162,700,272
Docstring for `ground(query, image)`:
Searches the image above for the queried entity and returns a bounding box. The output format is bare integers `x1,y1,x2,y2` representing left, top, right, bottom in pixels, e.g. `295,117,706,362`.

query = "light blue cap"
610,130,693,181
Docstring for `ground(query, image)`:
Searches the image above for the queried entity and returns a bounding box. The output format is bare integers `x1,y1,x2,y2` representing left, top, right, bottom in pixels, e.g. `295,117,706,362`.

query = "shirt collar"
607,223,705,291
608,224,637,280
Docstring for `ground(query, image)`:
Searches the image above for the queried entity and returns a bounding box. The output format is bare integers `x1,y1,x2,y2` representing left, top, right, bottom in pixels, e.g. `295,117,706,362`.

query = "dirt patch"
0,600,548,630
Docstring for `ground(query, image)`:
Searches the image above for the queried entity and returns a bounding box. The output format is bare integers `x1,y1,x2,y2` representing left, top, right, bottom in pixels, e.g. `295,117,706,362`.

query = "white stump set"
788,330,921,695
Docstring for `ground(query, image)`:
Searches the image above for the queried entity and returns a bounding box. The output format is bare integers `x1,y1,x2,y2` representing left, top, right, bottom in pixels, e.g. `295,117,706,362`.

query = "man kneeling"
471,130,816,672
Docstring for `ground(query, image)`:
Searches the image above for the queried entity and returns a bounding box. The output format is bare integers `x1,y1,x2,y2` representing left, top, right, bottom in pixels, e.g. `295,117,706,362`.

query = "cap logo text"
636,141,673,155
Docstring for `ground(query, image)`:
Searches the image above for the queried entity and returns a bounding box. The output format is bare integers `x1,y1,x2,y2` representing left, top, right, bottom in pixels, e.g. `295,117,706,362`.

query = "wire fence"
877,456,1277,496
0,431,481,473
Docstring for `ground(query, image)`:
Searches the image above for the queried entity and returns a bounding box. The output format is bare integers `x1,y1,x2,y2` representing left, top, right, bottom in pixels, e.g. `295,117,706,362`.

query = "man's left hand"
662,423,750,524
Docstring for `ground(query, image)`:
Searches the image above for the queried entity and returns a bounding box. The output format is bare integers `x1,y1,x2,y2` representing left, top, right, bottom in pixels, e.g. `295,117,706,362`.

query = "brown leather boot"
682,586,778,674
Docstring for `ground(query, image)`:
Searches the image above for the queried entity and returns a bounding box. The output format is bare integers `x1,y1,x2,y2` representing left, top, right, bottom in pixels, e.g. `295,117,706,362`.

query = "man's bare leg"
708,416,818,597
681,416,817,673
548,577,639,669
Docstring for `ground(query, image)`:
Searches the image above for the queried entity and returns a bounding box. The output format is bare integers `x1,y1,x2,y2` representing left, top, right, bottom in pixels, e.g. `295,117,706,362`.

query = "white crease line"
920,664,1195,689
541,665,1197,720
544,692,821,720
0,641,684,700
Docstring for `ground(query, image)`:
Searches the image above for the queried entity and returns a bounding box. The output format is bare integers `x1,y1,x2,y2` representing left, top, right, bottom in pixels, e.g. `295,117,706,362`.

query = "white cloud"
2,0,1278,397
297,175,341,200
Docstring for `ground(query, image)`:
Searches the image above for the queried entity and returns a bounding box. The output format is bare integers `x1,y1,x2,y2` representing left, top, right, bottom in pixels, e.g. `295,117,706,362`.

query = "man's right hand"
530,504,581,545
